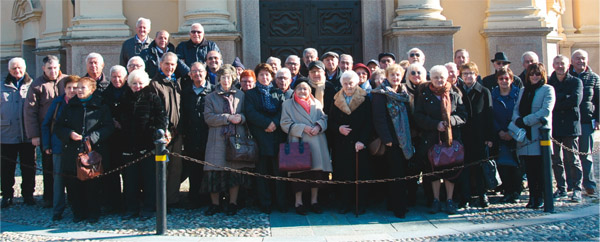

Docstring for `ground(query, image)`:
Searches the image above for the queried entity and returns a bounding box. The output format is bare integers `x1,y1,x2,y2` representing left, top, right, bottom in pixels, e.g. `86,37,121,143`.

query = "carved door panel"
259,0,362,63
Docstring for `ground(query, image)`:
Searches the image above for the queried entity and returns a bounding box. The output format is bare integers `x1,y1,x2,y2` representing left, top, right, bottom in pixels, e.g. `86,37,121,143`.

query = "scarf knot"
256,82,278,113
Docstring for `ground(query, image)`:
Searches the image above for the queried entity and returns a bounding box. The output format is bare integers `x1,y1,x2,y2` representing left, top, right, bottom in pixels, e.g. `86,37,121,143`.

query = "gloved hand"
515,117,526,129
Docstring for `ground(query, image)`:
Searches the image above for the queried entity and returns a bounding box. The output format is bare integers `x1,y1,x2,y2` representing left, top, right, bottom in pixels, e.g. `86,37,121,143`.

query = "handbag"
428,132,464,169
482,147,503,190
76,137,104,181
225,124,258,163
508,121,526,142
368,137,386,156
278,123,312,172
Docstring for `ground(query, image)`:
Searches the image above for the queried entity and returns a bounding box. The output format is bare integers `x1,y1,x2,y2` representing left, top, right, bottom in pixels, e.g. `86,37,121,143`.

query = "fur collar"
333,87,366,115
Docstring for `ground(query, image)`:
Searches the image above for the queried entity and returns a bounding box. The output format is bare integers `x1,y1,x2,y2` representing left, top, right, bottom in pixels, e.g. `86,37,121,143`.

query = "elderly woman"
101,65,130,213
371,64,413,218
414,65,467,215
275,68,294,99
54,77,114,223
491,67,522,204
405,63,427,93
245,63,287,213
369,69,386,89
329,71,372,214
280,82,331,215
239,70,256,92
41,75,79,221
457,62,494,208
352,63,372,94
118,70,167,220
203,67,252,216
512,63,555,209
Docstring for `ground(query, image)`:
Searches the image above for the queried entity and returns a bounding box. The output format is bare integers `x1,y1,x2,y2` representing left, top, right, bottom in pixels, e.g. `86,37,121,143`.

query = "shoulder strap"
50,101,62,134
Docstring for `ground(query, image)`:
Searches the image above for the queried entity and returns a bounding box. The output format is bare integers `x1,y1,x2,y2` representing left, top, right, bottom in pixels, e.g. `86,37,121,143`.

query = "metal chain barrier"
0,151,152,180
169,152,495,185
551,137,600,156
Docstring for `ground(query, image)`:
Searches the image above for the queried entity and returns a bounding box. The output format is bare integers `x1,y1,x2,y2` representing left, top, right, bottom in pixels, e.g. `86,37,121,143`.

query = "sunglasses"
410,71,421,76
530,72,542,76
190,30,202,34
410,53,421,58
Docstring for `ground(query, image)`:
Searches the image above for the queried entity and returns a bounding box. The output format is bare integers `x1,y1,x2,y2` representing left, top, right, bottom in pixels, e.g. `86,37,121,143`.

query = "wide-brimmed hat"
491,52,511,64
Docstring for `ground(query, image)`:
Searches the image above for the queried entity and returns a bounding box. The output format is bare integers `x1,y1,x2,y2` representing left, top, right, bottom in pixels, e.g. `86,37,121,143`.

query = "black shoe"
52,214,63,221
394,209,406,218
338,206,351,214
355,207,366,215
23,196,35,206
479,195,489,208
532,197,544,209
295,205,308,215
204,204,220,216
277,205,289,213
1,197,13,208
73,216,86,223
42,200,52,208
260,205,272,214
87,217,99,224
429,199,441,214
225,203,238,216
122,213,138,220
139,212,155,221
310,203,323,214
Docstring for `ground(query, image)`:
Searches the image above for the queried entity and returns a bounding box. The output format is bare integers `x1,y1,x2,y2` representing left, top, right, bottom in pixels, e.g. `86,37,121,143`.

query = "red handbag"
428,135,464,170
76,138,103,181
278,124,312,172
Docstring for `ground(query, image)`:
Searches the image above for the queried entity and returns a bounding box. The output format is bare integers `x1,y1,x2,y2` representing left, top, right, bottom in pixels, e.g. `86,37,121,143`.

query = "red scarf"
429,82,453,146
294,92,312,114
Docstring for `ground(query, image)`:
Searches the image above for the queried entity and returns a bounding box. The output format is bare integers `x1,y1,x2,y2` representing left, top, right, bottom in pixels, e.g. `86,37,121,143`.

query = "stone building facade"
1,0,598,79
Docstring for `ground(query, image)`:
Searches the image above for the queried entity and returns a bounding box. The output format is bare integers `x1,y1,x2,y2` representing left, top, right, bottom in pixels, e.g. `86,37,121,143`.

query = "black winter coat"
118,86,168,153
54,94,114,174
459,82,494,162
326,67,343,92
140,41,190,79
413,85,467,157
244,85,287,156
548,72,583,137
569,66,600,124
180,81,214,158
175,39,220,68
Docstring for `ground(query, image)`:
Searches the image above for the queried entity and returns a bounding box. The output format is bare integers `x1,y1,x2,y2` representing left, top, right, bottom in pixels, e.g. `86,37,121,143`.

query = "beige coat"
203,87,254,171
280,98,332,173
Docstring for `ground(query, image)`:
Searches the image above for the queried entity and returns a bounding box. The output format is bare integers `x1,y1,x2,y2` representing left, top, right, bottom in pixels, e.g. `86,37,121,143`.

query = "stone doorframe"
239,0,383,68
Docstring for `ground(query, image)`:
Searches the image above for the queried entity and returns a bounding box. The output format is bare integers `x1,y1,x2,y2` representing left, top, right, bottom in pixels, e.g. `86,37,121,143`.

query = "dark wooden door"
259,0,363,63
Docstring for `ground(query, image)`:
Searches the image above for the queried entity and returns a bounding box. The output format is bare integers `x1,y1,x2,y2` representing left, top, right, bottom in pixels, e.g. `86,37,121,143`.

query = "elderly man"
519,51,539,81
24,55,66,208
285,55,303,88
481,52,523,90
548,55,584,202
176,23,220,67
140,30,189,78
180,62,214,207
266,56,282,72
454,49,470,67
205,50,222,85
84,53,110,93
150,52,185,207
407,48,425,65
300,47,318,77
120,17,152,66
300,60,336,114
378,52,396,70
569,49,600,196
367,59,380,73
127,56,146,73
275,67,293,99
1,57,36,208
339,54,353,73
322,51,342,91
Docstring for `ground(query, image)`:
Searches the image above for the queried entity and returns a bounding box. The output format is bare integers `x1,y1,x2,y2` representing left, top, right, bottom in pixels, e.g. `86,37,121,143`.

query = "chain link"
551,137,600,156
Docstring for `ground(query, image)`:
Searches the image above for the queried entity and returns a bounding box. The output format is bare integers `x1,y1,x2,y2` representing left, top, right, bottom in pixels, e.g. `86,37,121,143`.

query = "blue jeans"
53,154,66,216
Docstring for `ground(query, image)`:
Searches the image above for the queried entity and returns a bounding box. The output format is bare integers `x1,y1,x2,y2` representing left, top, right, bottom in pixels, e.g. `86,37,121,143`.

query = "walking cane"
355,151,359,217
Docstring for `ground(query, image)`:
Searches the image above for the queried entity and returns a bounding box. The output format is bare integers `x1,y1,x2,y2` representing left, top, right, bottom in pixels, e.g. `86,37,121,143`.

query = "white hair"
407,47,424,56
266,56,281,65
444,62,458,70
136,17,151,27
127,69,150,87
190,61,206,71
340,70,359,84
303,48,318,57
340,54,353,61
276,67,291,77
109,65,127,76
159,52,178,64
405,63,427,80
127,56,145,69
285,55,300,63
190,23,204,32
572,49,588,58
553,54,569,63
8,57,25,69
430,65,448,78
521,51,539,63
86,52,104,64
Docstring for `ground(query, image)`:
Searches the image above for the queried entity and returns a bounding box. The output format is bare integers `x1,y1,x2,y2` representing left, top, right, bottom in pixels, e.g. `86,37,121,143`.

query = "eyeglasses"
410,53,421,58
530,72,542,76
128,64,143,68
190,30,202,34
190,70,205,74
276,76,289,80
410,71,421,76
285,62,299,66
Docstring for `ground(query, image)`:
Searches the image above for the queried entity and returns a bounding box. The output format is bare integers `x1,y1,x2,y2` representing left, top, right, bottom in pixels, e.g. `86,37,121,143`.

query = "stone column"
481,0,552,74
36,0,68,76
173,0,240,65
383,0,460,70
64,0,131,75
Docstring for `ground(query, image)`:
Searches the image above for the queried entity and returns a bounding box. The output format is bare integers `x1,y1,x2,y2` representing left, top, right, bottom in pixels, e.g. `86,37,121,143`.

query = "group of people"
1,17,598,224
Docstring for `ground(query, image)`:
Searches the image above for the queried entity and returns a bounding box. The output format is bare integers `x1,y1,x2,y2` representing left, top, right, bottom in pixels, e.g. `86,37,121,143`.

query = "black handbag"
278,123,312,172
482,147,502,190
225,124,258,163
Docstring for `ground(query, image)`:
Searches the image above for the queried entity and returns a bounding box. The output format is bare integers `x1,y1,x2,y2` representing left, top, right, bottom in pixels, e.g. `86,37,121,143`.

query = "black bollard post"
154,129,168,234
539,127,554,213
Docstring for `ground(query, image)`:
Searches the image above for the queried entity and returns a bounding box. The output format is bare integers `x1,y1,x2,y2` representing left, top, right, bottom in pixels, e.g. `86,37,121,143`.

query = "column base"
63,37,128,75
384,26,460,70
